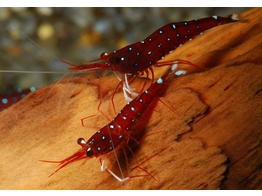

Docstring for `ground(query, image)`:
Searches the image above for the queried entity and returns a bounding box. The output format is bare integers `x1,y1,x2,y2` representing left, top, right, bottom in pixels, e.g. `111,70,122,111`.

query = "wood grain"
0,8,261,189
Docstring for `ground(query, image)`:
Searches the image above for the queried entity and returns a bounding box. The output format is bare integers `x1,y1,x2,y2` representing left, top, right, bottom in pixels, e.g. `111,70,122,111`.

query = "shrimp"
4,14,240,111
67,14,239,76
61,14,239,104
40,63,191,182
0,87,36,111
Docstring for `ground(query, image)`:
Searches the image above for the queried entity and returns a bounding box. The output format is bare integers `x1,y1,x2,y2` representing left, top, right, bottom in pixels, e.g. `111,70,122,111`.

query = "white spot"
113,50,116,53
179,44,183,47
97,147,101,151
30,86,36,92
159,30,163,34
118,125,121,129
148,51,152,55
123,116,127,120
140,40,145,44
184,22,188,25
189,38,192,41
231,14,239,21
121,57,124,61
2,98,8,104
167,38,170,41
17,88,22,93
97,130,101,134
176,33,179,37
129,47,132,50
139,99,143,103
137,52,140,56
119,135,123,139
102,136,106,140
157,78,163,84
212,15,218,20
145,90,148,94
158,43,161,48
175,70,187,76
171,63,178,71
200,32,203,35
169,50,173,54
172,24,176,29
196,25,200,29
110,125,114,129
131,107,135,111
149,38,152,41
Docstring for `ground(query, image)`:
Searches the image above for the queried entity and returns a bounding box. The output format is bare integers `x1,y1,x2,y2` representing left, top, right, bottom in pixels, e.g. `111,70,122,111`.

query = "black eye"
100,52,108,58
86,147,93,157
77,138,86,147
77,138,85,145
109,56,121,64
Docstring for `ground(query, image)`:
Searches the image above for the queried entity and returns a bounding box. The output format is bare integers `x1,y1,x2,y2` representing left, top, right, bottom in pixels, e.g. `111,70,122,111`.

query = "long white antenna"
0,70,66,74
12,24,60,61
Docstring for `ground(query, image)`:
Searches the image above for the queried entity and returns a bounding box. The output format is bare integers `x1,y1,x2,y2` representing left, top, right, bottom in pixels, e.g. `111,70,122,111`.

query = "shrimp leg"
100,159,129,182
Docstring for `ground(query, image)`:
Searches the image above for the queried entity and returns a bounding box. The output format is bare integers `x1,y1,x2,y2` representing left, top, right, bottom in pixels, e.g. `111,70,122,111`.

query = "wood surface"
0,8,261,189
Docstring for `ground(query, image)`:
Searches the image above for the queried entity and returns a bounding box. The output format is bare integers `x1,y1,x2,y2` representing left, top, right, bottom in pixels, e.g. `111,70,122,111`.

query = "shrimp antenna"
0,70,66,74
12,24,60,61
12,24,79,72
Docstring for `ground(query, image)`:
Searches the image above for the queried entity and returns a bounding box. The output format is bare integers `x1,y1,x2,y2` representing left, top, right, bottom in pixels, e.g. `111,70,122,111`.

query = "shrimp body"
40,66,174,177
85,74,167,157
68,14,239,75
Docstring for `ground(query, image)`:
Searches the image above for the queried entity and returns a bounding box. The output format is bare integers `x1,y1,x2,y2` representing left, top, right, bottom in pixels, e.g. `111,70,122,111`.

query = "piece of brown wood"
0,8,261,189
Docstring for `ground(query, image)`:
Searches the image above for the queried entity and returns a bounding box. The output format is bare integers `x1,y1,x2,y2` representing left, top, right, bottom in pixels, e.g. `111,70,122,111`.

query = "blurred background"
0,7,250,94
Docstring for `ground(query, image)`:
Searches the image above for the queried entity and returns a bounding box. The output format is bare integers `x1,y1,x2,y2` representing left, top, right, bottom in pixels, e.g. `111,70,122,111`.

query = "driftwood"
0,8,261,189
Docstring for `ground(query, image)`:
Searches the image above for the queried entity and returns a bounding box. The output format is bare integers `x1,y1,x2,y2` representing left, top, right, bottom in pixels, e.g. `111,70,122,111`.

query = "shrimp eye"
86,147,93,157
100,52,108,59
109,56,121,64
77,138,86,146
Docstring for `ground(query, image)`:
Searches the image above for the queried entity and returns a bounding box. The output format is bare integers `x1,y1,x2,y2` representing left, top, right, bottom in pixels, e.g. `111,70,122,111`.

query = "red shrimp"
61,14,239,107
0,87,36,111
63,14,239,76
40,63,188,182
